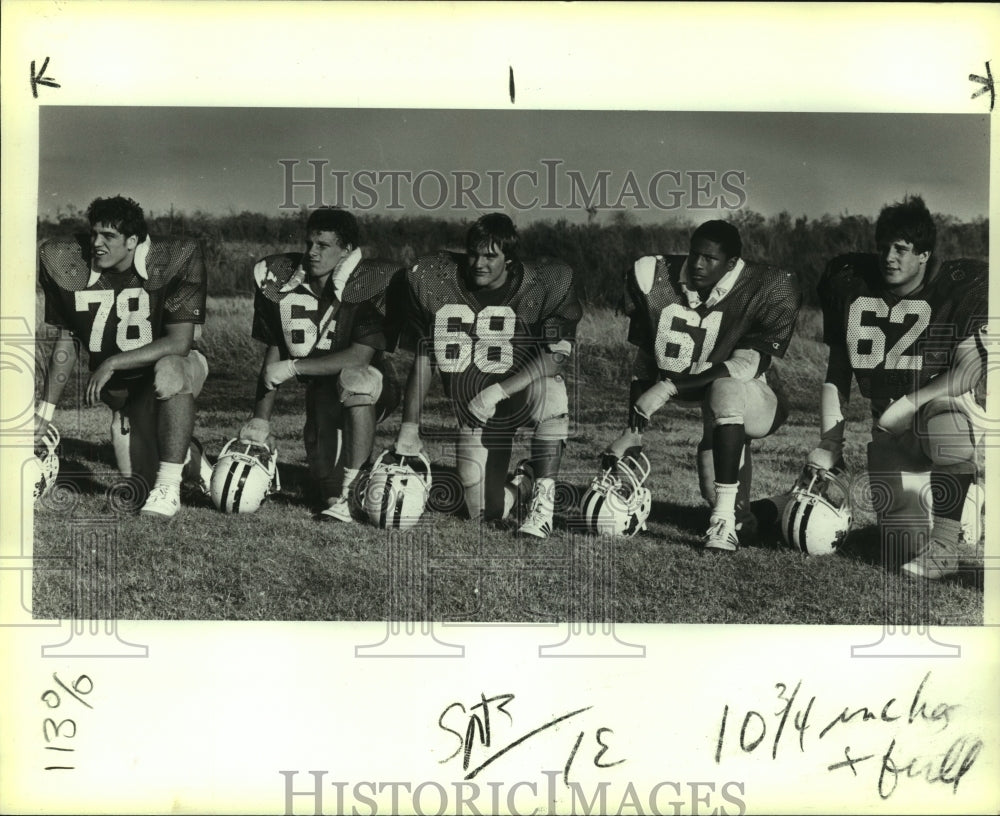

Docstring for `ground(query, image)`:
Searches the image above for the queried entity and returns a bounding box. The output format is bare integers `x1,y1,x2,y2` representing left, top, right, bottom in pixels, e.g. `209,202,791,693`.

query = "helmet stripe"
220,461,242,512
785,501,798,552
798,501,815,553
378,473,394,528
586,493,605,535
392,480,408,529
232,461,252,512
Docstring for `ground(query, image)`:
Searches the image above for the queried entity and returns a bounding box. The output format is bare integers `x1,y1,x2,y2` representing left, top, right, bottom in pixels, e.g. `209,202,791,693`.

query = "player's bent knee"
338,365,383,407
706,377,747,426
920,411,979,472
535,414,569,442
528,375,569,424
153,355,193,400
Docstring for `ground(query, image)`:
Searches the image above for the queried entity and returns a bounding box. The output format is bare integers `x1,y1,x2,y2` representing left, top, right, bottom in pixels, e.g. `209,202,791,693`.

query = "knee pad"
707,378,747,426
338,365,383,408
527,375,569,428
153,355,191,400
534,414,569,442
918,402,979,473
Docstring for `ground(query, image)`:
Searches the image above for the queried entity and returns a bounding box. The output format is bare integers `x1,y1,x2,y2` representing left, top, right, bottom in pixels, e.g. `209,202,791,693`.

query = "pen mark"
464,705,592,780
969,60,994,111
31,57,61,98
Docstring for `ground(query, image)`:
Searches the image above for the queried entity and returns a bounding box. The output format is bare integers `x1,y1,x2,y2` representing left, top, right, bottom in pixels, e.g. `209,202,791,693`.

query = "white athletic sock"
340,468,360,497
711,481,738,525
533,477,556,514
153,461,184,491
930,515,962,550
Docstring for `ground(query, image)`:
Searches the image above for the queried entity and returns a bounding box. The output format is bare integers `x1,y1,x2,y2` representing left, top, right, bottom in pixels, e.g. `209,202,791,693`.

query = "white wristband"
37,401,56,422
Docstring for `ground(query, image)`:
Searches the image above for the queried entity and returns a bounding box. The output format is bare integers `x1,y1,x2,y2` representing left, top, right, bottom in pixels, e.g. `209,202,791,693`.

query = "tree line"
37,208,988,307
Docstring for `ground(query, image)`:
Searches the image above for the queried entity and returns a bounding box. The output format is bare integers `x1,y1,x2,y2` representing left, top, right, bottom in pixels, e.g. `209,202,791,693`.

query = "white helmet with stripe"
780,463,852,556
579,451,652,537
363,449,431,530
210,439,280,514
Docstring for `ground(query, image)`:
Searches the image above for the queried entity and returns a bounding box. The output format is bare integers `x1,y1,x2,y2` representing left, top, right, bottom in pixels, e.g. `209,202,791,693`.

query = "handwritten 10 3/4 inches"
713,671,983,801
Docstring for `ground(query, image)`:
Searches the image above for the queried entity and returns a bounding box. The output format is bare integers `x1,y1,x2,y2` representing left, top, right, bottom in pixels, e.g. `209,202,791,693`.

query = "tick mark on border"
31,57,61,98
509,66,516,104
969,61,994,111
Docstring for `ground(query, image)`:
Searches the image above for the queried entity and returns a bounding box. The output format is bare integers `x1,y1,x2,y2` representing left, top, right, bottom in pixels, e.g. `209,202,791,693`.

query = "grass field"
31,296,985,624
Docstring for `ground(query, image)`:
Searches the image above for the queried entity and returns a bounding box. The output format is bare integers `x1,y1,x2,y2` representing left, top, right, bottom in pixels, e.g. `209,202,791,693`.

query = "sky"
37,108,990,226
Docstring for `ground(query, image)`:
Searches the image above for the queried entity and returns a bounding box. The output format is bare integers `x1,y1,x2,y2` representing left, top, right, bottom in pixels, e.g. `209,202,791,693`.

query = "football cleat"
703,516,739,552
517,478,555,540
502,459,535,522
362,449,431,530
210,438,280,514
32,423,61,502
779,463,852,556
960,480,985,547
140,484,181,519
319,495,355,523
578,452,652,537
900,538,960,581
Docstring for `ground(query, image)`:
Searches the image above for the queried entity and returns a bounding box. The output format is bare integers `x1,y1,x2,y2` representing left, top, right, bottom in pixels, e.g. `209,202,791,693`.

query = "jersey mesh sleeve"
934,259,989,342
397,269,435,354
251,289,280,346
623,265,656,350
538,264,583,343
40,266,73,331
737,270,801,358
348,300,389,350
163,240,207,325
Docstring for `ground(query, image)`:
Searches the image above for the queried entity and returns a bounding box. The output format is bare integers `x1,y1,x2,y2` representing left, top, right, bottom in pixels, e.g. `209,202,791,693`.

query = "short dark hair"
306,207,360,250
875,195,936,254
466,213,519,263
690,220,742,260
87,196,148,243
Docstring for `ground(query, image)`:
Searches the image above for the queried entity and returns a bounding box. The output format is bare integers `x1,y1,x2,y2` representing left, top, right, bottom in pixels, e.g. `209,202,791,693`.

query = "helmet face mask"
780,463,852,556
33,424,61,502
579,451,653,537
210,439,279,514
362,449,431,530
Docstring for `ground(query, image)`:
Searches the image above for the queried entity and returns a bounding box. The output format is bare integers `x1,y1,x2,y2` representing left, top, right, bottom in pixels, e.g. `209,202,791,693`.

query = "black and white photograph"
28,107,991,625
2,2,998,815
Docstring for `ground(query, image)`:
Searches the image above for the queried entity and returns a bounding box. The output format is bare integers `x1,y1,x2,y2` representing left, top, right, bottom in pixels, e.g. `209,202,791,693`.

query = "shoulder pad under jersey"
819,252,880,303
342,258,405,304
521,257,575,293
253,253,304,302
38,235,203,292
409,251,461,286
933,257,988,288
741,259,798,291
141,237,205,291
631,255,663,295
926,257,989,315
822,252,879,287
38,236,91,291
